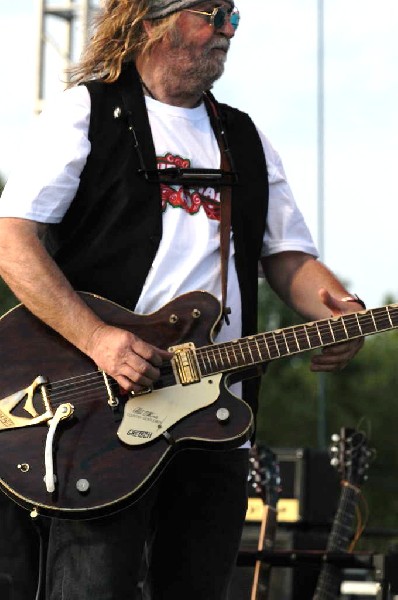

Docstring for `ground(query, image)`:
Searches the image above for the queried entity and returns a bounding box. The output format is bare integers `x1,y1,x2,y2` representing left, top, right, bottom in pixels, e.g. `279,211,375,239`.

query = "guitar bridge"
169,343,201,385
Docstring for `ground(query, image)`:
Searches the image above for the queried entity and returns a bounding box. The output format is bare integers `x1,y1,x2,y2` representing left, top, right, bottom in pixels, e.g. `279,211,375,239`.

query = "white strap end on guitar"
44,472,56,493
44,404,69,493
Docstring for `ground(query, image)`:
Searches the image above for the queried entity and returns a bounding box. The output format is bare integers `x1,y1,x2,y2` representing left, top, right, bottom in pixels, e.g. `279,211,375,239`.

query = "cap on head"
145,0,233,20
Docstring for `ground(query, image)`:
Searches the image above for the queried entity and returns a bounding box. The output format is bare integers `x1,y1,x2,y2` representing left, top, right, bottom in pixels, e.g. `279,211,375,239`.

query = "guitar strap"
203,92,233,326
118,68,234,327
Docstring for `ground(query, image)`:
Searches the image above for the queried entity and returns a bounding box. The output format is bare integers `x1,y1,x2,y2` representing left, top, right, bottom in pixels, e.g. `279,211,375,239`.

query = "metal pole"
317,0,327,449
35,0,45,114
64,0,73,80
35,1,96,112
317,0,325,262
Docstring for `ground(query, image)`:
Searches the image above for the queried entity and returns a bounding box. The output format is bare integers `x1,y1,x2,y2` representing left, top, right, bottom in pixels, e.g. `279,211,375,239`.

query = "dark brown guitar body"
1,292,392,519
0,292,253,519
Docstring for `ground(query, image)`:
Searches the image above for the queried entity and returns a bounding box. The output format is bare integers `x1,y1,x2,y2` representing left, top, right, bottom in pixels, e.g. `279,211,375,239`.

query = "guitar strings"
30,308,398,409
45,365,176,408
49,376,114,402
349,493,369,551
196,309,398,372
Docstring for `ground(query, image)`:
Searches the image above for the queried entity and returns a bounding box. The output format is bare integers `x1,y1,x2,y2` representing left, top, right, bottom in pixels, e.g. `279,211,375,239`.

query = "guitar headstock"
329,427,373,487
248,444,281,509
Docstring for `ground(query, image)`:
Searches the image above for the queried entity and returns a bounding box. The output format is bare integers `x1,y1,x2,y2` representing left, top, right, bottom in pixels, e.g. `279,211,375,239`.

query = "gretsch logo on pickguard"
127,430,153,439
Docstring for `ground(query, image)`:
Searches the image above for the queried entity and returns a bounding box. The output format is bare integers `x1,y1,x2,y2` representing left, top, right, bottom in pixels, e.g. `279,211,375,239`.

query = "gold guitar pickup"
169,343,201,385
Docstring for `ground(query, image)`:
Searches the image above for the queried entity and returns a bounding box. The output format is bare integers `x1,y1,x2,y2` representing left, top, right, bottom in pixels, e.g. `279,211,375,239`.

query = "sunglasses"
185,6,240,31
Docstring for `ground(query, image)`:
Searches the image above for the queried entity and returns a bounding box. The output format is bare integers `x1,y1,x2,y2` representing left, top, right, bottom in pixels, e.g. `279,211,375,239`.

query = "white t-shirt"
0,86,318,446
0,85,318,348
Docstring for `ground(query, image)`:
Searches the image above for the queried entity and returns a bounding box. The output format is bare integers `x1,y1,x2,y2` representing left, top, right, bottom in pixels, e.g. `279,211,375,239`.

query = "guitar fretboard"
196,305,398,376
313,485,360,600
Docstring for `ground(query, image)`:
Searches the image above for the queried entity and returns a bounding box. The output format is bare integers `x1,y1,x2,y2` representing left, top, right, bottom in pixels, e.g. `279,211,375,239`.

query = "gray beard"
163,36,230,99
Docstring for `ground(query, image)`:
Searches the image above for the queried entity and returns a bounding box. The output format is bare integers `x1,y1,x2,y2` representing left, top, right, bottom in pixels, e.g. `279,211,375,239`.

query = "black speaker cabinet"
271,447,340,525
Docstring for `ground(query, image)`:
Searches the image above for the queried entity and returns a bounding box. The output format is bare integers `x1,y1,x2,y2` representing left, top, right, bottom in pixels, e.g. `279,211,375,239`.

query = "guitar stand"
237,550,390,599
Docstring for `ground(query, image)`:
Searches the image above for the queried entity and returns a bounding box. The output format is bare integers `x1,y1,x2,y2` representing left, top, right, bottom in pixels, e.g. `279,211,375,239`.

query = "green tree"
256,278,320,447
256,279,398,546
0,277,17,315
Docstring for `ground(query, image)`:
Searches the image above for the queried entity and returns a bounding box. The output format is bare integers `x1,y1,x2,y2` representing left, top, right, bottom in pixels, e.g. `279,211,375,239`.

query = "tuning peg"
331,434,340,442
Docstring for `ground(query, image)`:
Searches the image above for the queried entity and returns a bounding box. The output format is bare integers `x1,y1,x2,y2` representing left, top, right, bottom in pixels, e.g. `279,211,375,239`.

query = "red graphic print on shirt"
158,153,221,221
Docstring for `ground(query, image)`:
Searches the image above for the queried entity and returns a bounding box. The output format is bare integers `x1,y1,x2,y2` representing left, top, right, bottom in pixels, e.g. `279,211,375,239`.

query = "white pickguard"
117,373,222,446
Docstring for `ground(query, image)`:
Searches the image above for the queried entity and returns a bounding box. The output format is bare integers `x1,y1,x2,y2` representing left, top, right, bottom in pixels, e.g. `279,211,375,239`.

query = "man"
0,1,364,598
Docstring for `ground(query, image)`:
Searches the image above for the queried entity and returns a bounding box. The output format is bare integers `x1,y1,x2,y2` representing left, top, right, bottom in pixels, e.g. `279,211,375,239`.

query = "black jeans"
46,448,249,600
0,492,43,600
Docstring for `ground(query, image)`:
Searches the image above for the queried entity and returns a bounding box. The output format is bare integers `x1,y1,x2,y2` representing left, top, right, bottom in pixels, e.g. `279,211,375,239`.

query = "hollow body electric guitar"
0,291,396,519
313,428,371,600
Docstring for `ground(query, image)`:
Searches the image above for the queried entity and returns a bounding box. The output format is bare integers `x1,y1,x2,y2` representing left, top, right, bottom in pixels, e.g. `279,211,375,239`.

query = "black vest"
45,63,269,415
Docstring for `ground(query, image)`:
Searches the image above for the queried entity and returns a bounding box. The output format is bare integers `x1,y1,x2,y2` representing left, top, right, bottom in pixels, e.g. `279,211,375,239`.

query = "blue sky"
1,0,398,309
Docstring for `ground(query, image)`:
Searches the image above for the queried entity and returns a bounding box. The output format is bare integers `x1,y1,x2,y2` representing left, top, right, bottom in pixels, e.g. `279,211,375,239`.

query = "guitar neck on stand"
313,428,372,600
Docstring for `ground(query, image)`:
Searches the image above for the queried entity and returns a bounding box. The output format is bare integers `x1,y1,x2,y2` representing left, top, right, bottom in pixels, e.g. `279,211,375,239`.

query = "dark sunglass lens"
213,7,227,29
